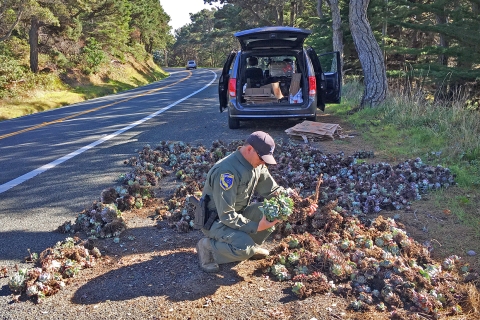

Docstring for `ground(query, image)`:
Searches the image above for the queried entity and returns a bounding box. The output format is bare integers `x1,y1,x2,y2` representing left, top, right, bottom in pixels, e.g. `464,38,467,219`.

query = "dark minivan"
218,26,342,129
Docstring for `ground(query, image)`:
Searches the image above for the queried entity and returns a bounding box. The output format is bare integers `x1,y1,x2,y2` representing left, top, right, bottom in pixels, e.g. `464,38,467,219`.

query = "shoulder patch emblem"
220,173,234,191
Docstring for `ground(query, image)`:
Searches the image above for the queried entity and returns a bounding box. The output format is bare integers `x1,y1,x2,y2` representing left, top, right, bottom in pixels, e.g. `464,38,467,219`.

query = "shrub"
0,55,27,97
82,38,107,74
129,43,149,62
0,37,29,60
51,50,71,69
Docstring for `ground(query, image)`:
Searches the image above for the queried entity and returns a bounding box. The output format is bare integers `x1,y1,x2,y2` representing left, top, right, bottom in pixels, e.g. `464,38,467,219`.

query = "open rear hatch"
234,27,311,51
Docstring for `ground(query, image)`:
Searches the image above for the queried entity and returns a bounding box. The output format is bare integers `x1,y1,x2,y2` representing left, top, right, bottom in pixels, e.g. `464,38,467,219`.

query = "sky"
160,0,220,32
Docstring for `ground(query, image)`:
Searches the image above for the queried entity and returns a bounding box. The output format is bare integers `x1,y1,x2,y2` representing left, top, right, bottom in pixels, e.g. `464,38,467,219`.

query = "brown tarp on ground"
285,121,350,142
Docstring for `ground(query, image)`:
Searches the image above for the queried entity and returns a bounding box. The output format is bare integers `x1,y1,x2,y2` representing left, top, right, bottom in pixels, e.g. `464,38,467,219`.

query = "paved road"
0,68,302,265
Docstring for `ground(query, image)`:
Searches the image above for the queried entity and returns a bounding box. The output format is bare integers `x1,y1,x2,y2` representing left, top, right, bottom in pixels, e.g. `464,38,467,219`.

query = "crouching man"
196,131,316,272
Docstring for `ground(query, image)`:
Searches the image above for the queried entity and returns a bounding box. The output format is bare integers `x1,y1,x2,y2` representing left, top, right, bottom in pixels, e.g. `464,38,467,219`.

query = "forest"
1,0,479,107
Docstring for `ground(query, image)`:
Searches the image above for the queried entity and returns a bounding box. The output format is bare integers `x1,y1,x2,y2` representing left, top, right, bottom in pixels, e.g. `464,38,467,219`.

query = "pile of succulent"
58,201,126,239
58,144,167,238
43,138,474,314
54,136,456,238
270,144,456,215
260,192,294,231
143,140,245,230
259,200,477,317
8,237,101,302
56,138,456,237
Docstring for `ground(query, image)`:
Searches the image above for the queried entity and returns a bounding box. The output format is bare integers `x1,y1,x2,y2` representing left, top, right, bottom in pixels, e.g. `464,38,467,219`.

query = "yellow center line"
0,71,192,140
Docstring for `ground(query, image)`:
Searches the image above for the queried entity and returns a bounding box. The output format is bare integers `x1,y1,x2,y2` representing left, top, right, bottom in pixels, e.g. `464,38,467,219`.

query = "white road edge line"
0,70,217,194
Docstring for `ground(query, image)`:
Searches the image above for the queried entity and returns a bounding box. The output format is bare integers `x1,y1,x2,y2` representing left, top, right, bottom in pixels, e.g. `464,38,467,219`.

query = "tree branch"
0,3,24,42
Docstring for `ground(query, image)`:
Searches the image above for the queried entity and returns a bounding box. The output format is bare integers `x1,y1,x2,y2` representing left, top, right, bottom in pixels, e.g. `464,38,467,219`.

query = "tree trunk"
326,0,344,82
276,7,284,26
317,0,323,18
435,13,448,66
289,1,296,26
29,16,39,73
434,2,449,102
349,0,387,108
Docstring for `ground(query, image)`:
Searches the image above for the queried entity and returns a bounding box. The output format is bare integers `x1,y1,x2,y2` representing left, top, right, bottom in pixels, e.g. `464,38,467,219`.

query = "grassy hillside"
0,55,168,121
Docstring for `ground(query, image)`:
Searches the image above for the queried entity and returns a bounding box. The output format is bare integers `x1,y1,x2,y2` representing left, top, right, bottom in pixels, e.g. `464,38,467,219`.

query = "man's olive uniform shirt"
202,150,283,234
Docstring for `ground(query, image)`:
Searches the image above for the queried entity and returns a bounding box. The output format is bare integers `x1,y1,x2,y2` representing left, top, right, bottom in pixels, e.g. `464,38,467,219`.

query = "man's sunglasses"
255,150,267,164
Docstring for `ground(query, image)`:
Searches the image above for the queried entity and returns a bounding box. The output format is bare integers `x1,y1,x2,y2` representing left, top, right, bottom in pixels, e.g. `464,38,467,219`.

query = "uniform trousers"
201,202,272,264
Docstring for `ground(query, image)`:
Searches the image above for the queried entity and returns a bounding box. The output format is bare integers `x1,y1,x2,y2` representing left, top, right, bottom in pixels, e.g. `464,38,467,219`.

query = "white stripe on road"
0,70,217,194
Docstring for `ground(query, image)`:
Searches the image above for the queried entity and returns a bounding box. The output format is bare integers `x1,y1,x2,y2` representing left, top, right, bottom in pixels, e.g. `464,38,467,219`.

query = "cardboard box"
257,83,283,100
269,61,294,77
289,73,301,96
245,98,278,104
244,88,271,97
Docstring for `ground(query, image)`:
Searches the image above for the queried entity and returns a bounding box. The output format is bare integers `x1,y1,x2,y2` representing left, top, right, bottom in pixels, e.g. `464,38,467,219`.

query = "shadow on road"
0,230,67,262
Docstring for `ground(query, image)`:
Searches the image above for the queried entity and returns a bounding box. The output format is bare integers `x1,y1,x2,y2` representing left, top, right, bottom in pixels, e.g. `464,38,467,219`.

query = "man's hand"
285,187,298,197
257,215,279,232
308,203,318,216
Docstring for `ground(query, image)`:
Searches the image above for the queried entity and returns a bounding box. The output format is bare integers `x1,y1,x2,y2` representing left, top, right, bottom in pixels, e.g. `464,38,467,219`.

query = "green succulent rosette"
259,193,294,231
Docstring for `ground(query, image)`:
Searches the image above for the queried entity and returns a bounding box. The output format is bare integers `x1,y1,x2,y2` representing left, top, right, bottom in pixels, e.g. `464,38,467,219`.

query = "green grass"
328,80,480,232
0,58,168,121
433,189,480,236
72,81,136,100
0,92,86,120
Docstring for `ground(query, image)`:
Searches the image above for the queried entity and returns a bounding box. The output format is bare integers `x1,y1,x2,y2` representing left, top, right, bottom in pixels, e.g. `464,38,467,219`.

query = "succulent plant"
287,238,299,249
271,264,291,281
451,304,463,315
291,282,304,296
442,255,460,271
375,237,385,247
288,251,300,264
340,239,354,251
38,272,51,283
8,269,28,293
387,243,400,255
349,299,364,311
294,265,309,276
25,284,39,297
331,264,345,277
358,292,373,304
364,239,373,249
260,193,294,230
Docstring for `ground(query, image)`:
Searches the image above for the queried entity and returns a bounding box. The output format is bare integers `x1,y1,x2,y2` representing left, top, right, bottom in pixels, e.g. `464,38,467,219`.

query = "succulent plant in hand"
260,192,294,231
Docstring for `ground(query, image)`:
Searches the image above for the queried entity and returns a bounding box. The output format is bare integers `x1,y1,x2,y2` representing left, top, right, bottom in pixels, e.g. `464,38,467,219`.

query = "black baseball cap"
246,131,276,165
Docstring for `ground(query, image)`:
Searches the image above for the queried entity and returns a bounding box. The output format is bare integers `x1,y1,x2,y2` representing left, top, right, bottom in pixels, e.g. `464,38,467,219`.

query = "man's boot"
196,238,219,273
250,247,269,260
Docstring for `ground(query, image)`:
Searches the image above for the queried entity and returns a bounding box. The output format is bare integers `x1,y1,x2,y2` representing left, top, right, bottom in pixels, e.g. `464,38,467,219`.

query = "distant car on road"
186,60,197,70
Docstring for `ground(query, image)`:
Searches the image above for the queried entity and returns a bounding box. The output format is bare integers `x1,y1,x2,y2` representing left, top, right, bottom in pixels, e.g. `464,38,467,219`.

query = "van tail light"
228,78,236,97
308,76,316,97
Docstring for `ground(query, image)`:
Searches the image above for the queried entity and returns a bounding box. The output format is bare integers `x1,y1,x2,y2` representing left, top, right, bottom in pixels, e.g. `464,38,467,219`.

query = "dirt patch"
58,68,91,88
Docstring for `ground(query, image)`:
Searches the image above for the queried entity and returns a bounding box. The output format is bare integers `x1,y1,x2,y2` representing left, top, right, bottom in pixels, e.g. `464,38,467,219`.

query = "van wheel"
228,113,240,129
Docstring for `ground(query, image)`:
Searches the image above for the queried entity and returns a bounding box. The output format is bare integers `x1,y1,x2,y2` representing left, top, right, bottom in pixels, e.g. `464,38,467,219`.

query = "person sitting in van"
245,57,263,87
